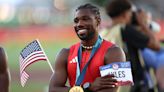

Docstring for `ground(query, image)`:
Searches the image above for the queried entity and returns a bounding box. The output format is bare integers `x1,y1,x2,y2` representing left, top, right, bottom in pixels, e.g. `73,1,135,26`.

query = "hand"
89,74,117,92
136,10,148,27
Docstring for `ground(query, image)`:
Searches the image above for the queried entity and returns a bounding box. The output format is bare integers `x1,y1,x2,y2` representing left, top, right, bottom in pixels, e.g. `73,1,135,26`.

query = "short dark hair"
106,0,132,18
76,3,100,19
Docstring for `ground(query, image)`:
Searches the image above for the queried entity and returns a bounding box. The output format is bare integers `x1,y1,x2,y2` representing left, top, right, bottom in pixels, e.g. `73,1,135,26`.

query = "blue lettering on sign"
99,61,131,71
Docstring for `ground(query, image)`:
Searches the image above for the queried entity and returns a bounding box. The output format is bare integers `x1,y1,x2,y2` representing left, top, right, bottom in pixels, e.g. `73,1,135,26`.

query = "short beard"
78,31,95,41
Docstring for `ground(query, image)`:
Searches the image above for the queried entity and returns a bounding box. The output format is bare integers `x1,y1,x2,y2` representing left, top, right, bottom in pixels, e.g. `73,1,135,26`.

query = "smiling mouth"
78,29,87,35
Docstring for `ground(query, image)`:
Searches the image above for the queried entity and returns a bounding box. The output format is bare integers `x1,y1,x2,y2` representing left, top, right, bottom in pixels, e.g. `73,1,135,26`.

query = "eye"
74,18,78,23
82,16,90,21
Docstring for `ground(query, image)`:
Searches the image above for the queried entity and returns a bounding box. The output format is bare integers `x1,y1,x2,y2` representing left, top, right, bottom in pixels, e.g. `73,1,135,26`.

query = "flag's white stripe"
21,52,44,67
21,72,29,83
20,56,46,73
19,56,23,66
21,72,29,79
21,71,29,87
21,75,28,84
20,54,46,72
24,71,29,77
19,56,24,73
20,53,46,70
21,72,29,81
21,51,43,64
21,75,27,85
21,57,46,73
20,52,45,70
21,79,25,87
21,79,26,87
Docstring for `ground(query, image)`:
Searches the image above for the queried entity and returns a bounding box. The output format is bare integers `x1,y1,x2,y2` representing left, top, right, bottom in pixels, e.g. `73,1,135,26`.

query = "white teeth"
78,29,87,34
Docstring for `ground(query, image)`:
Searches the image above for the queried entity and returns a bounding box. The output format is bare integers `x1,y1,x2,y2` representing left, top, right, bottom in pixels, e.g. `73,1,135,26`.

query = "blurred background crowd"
0,0,163,92
0,0,164,27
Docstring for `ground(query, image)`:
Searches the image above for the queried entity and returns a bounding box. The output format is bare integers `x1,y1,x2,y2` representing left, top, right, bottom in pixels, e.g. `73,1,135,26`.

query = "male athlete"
49,4,126,92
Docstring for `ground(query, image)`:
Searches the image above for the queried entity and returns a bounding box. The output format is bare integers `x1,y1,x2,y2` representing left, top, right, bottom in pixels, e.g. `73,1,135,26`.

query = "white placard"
99,62,133,86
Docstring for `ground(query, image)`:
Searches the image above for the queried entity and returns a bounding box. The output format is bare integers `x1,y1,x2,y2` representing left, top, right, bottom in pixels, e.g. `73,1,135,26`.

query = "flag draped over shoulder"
19,40,47,87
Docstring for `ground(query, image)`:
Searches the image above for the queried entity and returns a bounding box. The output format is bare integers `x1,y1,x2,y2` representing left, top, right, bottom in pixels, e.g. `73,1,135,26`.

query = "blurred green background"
1,26,78,92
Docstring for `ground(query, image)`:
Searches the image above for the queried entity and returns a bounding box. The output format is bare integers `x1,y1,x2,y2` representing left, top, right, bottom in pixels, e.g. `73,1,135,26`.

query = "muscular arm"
104,45,126,64
0,47,9,92
98,45,126,92
49,48,70,92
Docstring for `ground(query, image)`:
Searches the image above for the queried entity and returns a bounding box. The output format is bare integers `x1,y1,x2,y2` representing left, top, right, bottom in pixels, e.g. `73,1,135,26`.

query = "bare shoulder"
0,46,5,54
0,46,5,60
0,46,6,58
0,46,7,73
106,45,125,56
56,48,70,59
0,46,3,50
54,48,70,69
104,45,126,65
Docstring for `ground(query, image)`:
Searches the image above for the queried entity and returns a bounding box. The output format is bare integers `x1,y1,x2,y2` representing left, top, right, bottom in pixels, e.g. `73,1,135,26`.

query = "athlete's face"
73,9,99,41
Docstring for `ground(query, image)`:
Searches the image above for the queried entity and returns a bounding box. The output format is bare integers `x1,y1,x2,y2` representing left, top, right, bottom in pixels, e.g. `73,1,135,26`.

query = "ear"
96,17,101,26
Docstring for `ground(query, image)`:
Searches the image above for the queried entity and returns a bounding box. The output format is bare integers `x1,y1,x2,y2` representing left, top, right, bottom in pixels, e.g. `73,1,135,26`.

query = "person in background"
125,8,162,92
101,0,161,92
0,47,10,92
137,9,164,70
132,9,164,92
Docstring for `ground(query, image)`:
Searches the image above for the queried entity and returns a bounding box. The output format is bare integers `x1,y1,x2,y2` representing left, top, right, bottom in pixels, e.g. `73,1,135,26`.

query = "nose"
76,20,85,29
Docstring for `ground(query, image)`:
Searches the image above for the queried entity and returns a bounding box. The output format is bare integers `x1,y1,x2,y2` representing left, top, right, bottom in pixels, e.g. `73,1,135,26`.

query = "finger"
108,74,115,77
100,84,117,89
100,81,116,85
101,79,117,83
102,74,115,78
101,77,117,82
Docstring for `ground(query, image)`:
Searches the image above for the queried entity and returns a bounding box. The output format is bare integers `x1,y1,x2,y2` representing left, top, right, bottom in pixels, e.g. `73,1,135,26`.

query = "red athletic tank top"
67,40,113,87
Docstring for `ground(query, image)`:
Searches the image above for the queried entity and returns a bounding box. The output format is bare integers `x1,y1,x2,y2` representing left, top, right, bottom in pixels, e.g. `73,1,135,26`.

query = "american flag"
19,40,47,87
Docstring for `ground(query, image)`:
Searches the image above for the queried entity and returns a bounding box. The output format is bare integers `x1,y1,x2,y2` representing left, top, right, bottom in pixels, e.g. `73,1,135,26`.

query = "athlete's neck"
81,34,98,47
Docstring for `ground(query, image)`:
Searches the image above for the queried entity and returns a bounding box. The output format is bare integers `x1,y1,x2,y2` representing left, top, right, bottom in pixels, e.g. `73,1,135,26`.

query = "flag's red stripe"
21,57,46,73
21,51,44,64
20,53,46,71
20,55,46,72
20,51,44,70
21,72,29,79
21,72,29,81
21,72,29,86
